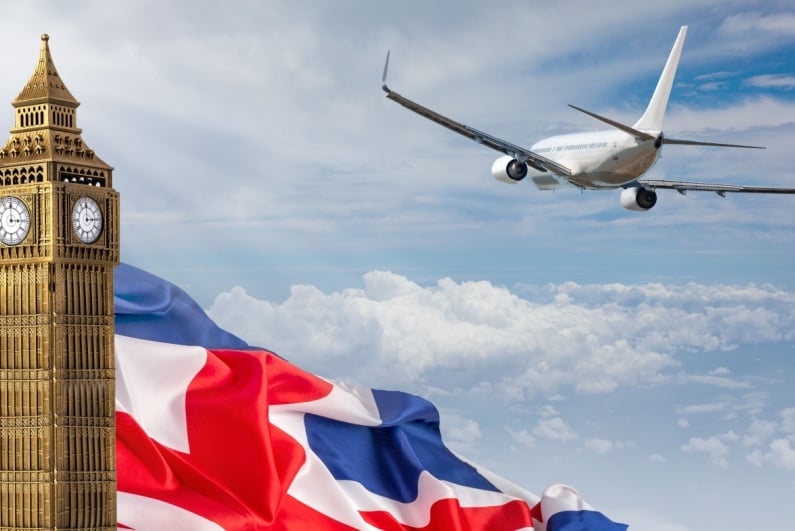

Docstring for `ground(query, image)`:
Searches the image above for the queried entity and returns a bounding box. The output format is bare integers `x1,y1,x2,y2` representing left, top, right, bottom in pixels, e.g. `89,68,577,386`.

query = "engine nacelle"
491,155,528,184
620,186,658,211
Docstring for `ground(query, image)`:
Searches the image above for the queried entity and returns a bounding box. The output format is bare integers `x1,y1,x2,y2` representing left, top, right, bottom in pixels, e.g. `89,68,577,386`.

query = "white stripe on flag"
118,492,224,531
115,335,208,453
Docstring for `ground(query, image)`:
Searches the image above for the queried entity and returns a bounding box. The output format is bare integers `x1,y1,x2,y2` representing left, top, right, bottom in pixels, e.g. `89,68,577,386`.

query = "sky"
1,1,794,529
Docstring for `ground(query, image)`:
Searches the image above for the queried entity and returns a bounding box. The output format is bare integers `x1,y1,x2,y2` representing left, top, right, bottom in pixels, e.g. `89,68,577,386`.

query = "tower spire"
14,33,79,107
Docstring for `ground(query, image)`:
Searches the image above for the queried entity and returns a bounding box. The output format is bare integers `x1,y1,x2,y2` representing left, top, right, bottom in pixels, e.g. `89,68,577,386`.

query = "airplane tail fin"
633,26,687,132
569,25,764,150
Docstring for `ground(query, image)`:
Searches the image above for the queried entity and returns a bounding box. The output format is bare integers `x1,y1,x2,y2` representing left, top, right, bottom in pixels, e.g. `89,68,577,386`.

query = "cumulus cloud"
533,417,578,442
742,418,778,447
764,439,795,470
538,405,560,418
740,408,795,471
507,427,536,448
747,439,795,471
208,274,795,399
439,411,483,454
685,407,795,472
682,436,731,467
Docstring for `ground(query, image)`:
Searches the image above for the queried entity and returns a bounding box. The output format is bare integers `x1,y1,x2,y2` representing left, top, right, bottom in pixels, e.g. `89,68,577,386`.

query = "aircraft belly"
587,148,659,187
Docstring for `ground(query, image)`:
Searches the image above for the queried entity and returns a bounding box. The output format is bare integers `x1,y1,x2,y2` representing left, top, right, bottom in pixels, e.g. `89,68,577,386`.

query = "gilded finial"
41,33,49,42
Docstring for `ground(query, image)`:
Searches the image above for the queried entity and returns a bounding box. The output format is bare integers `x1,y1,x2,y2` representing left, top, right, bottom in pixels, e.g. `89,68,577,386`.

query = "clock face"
72,196,103,243
0,196,31,246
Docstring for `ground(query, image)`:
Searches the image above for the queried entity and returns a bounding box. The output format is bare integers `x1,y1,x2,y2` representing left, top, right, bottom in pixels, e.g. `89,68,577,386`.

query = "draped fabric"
114,263,627,530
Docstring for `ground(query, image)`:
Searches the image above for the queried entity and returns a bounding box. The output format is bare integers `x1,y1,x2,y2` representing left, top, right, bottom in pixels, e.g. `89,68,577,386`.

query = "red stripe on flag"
361,498,535,531
269,495,360,531
117,348,338,528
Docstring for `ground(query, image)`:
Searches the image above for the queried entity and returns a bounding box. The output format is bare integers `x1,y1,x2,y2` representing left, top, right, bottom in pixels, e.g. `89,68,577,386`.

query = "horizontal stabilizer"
569,105,766,149
663,137,765,149
568,104,655,140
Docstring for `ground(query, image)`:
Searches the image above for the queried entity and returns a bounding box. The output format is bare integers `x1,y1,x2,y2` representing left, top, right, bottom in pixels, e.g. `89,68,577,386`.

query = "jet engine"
491,155,528,184
620,186,658,211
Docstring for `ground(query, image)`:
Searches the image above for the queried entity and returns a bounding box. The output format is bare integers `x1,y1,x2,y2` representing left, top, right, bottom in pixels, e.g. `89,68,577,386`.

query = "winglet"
633,26,687,132
382,51,391,93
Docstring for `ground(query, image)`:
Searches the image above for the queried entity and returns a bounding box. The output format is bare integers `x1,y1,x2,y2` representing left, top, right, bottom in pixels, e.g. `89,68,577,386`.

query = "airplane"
381,26,795,210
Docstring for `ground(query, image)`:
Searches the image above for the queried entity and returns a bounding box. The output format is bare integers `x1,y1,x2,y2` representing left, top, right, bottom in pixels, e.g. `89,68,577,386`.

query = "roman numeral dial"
72,196,103,244
0,196,31,246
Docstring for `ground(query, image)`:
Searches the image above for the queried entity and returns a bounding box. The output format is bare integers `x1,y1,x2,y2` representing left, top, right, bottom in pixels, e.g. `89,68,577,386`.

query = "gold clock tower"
0,35,118,528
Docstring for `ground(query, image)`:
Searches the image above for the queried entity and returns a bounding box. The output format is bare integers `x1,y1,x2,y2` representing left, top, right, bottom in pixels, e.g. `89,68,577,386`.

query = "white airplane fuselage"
383,25,794,210
526,129,660,190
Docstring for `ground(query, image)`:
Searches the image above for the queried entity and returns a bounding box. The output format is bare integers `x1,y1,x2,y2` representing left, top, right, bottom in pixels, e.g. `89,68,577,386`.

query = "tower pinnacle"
14,33,79,107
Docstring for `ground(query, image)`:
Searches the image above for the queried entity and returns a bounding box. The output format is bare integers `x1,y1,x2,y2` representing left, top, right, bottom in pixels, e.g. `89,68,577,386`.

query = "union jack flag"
114,263,627,530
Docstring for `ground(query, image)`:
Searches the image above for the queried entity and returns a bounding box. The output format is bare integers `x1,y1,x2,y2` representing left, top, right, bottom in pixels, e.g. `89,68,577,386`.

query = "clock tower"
0,35,117,528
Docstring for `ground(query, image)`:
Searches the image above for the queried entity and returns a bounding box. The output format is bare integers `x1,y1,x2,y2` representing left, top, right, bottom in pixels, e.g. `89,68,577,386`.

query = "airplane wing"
638,178,795,196
381,52,571,178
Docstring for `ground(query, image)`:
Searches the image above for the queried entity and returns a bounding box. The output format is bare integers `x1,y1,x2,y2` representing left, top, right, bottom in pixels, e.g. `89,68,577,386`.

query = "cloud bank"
207,273,794,399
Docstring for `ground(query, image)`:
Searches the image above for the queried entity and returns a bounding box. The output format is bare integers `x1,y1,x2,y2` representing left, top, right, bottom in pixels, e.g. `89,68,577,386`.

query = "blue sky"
1,1,794,529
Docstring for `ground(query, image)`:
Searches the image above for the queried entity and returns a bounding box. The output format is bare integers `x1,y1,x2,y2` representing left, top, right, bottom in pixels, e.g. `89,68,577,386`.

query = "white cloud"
440,412,483,453
584,438,614,455
743,418,778,447
676,401,731,416
538,405,560,418
733,392,769,417
682,436,730,467
747,438,795,471
584,438,634,455
722,430,740,442
678,372,751,389
675,403,795,472
507,427,536,448
780,408,795,433
740,408,795,470
719,12,795,37
208,275,795,399
533,417,578,442
745,74,795,90
766,439,795,470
